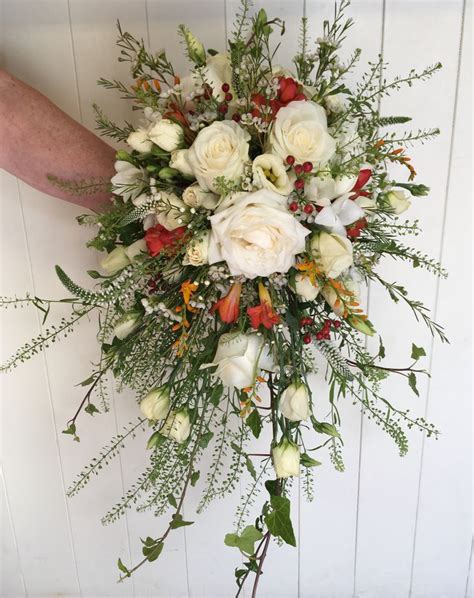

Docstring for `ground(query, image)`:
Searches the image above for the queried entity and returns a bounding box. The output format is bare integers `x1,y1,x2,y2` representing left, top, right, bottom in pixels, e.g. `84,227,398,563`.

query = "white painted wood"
0,0,471,596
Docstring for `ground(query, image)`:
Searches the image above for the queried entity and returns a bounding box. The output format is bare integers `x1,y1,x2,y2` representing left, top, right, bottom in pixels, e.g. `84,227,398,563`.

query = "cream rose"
148,119,183,152
272,438,300,479
140,386,170,421
183,231,210,266
203,331,275,389
181,121,250,192
310,231,353,278
268,101,336,166
386,190,411,214
279,383,310,422
252,153,292,195
208,189,310,279
161,409,191,443
127,129,153,153
293,273,320,301
182,183,219,210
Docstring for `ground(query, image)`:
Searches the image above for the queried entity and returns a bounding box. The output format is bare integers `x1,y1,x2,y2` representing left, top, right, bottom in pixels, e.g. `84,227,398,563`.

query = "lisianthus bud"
272,438,300,479
148,119,184,152
124,239,147,262
279,382,310,422
161,408,191,443
347,315,376,336
113,310,141,340
100,246,130,274
179,25,206,65
386,190,411,214
158,167,179,181
293,273,320,301
140,386,170,421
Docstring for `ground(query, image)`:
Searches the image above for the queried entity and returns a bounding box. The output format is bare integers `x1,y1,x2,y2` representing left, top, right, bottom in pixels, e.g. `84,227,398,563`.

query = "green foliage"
225,525,263,555
264,495,296,547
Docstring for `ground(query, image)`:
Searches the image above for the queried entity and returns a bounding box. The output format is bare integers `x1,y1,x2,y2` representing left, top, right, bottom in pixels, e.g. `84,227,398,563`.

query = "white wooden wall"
0,1,472,597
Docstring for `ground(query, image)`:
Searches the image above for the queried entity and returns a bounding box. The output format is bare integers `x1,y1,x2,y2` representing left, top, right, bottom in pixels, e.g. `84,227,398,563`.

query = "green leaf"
311,417,340,438
85,403,99,416
300,453,322,468
224,525,263,555
246,409,262,439
76,375,96,387
62,423,76,436
147,431,165,450
408,372,419,396
411,343,426,361
168,494,177,508
87,270,103,279
245,456,257,480
142,540,164,562
210,384,224,407
117,558,130,577
264,479,278,497
199,430,214,448
190,471,200,487
378,337,386,359
264,495,296,547
170,514,194,529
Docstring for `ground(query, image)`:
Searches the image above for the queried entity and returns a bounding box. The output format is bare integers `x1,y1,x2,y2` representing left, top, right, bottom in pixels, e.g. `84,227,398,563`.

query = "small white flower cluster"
187,109,219,132
159,83,183,99
239,112,269,133
141,298,180,321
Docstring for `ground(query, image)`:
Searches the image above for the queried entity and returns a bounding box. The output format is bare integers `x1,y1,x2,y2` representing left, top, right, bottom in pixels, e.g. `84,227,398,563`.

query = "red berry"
294,164,304,175
286,155,295,166
333,320,341,329
289,201,299,212
218,103,229,114
324,331,331,340
303,161,313,173
299,318,307,328
316,332,324,341
294,179,305,190
221,83,230,92
250,108,261,118
225,92,233,102
304,317,313,325
232,113,241,122
303,333,312,344
303,203,314,214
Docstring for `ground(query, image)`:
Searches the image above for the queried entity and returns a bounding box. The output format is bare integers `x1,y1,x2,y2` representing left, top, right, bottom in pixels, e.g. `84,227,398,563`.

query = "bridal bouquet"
2,1,447,594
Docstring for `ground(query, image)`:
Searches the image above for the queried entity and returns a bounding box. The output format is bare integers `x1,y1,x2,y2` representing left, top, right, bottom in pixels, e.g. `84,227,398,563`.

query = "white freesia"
100,246,130,274
280,383,310,421
272,438,300,479
113,310,141,340
252,153,292,195
322,278,360,317
268,100,336,166
161,409,191,443
182,121,250,192
127,129,152,153
170,149,195,177
310,231,353,278
305,173,357,206
182,183,219,210
111,161,145,202
293,273,320,301
183,231,210,266
387,190,411,214
140,387,170,421
124,239,147,261
148,119,183,152
314,195,365,236
156,192,189,230
208,189,310,279
203,331,274,389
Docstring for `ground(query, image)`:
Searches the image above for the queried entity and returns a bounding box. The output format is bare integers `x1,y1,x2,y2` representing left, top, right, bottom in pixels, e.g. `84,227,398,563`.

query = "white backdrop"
0,1,472,597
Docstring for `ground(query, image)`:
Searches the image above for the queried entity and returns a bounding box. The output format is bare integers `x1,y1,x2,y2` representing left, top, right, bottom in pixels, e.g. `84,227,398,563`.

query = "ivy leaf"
117,558,130,577
199,431,214,448
408,372,419,396
264,495,296,547
246,409,262,439
62,423,80,442
141,538,164,562
224,525,263,555
411,343,426,361
265,479,278,497
85,403,99,416
300,453,322,468
170,514,194,529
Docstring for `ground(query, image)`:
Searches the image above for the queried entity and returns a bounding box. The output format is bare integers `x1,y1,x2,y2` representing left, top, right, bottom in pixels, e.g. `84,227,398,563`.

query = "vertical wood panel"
0,471,26,597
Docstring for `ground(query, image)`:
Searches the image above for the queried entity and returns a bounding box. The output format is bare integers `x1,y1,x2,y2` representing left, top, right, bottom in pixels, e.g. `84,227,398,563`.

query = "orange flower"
211,283,242,323
180,280,198,306
247,282,280,330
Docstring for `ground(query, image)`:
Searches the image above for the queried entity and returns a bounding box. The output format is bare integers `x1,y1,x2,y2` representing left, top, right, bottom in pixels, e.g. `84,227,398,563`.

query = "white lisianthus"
183,121,250,192
161,409,191,444
111,161,145,202
272,438,300,479
183,231,210,266
100,246,130,274
305,172,357,207
293,273,320,301
156,192,189,230
386,190,411,214
182,183,219,210
279,383,310,422
252,153,292,195
208,189,310,279
268,101,336,166
203,331,274,389
140,386,170,421
113,310,141,340
325,93,345,113
203,53,233,101
124,239,147,261
310,231,353,278
170,149,195,177
127,129,153,153
314,195,365,236
148,119,184,152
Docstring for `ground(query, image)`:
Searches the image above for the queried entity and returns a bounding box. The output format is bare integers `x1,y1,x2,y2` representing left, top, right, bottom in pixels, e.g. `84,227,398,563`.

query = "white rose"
148,119,184,152
386,190,411,214
252,153,292,195
113,310,141,340
140,386,170,421
161,408,191,443
111,161,145,202
100,246,130,274
170,149,195,177
280,383,310,422
272,438,300,479
293,273,320,301
204,331,275,389
155,192,189,230
124,239,147,261
182,183,219,210
183,231,210,266
183,120,250,192
208,189,310,279
127,129,153,153
268,101,336,166
310,231,353,278
305,172,357,207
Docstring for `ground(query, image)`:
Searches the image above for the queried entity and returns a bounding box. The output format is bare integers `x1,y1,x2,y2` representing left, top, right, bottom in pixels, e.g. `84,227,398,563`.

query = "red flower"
247,283,280,330
211,283,242,324
250,77,306,120
145,224,187,257
350,169,372,200
346,218,368,239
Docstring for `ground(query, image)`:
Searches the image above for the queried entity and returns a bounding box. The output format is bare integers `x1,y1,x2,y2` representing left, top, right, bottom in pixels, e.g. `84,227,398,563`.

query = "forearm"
0,69,116,211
